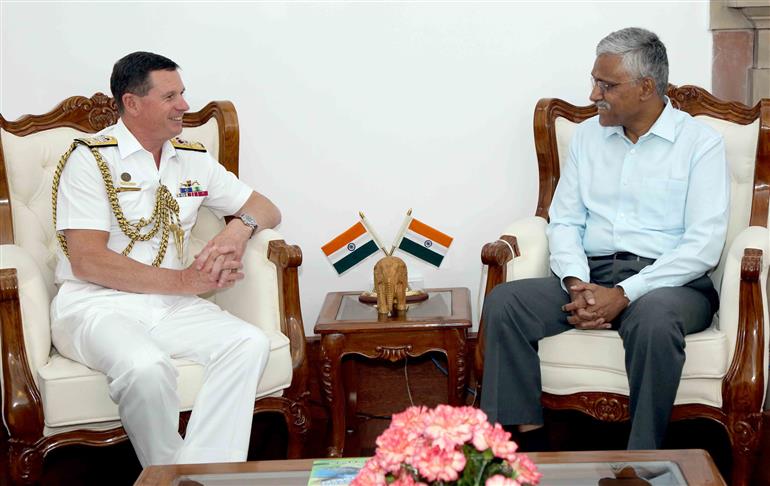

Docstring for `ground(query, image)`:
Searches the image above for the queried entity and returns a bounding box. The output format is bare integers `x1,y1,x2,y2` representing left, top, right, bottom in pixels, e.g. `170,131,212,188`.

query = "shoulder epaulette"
171,137,207,152
74,135,118,147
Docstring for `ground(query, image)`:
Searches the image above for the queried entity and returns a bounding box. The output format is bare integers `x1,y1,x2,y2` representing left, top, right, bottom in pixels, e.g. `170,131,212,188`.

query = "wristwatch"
237,213,258,238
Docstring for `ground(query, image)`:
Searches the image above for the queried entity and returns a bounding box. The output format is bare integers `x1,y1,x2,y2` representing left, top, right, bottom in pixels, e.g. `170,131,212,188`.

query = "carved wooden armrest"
267,240,308,398
723,248,766,418
475,235,519,388
481,235,519,292
0,268,44,441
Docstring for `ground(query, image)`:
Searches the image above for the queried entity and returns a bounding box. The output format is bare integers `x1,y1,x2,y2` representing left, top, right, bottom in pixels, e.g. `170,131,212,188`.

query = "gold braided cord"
51,143,77,258
52,141,182,267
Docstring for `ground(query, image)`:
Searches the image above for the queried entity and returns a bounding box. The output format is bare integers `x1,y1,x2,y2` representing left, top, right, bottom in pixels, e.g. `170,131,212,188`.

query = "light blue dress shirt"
546,99,729,302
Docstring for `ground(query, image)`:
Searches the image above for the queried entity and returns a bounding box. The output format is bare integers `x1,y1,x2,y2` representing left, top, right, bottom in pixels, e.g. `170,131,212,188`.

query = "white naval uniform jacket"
54,119,252,294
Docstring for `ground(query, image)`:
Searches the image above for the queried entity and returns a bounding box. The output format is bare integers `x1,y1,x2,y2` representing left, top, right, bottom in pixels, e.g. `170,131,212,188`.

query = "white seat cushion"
38,330,292,428
539,325,729,407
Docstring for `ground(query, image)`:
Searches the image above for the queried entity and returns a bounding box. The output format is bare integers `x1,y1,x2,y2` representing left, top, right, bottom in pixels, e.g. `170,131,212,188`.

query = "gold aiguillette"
170,223,185,262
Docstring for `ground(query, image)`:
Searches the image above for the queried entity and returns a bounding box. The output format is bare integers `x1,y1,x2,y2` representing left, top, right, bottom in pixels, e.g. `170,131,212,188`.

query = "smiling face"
589,54,643,128
122,69,190,150
137,69,189,139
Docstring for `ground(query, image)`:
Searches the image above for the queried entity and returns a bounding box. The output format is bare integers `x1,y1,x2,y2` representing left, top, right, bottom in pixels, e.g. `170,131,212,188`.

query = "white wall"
0,1,712,335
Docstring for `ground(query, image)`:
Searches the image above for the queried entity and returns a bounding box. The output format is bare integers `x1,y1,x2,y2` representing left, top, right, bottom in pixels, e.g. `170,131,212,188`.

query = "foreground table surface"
134,449,726,485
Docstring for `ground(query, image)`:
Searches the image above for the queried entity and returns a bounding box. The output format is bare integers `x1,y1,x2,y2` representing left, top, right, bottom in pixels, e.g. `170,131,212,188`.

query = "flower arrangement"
351,405,542,486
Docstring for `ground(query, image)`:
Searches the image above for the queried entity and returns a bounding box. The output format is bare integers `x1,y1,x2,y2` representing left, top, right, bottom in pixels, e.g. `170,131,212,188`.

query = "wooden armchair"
0,94,311,484
474,85,770,486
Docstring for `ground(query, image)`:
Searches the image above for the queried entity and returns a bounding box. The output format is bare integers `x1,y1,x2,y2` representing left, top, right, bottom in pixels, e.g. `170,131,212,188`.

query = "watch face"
240,213,257,228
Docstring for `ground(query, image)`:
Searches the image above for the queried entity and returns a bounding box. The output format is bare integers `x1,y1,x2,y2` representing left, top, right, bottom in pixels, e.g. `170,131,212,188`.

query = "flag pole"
359,211,389,256
389,208,413,256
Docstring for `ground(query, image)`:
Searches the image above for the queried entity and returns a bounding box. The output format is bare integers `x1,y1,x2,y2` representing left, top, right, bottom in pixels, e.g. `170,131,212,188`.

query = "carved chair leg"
731,446,756,486
254,396,310,459
727,414,762,486
285,399,310,459
9,441,43,485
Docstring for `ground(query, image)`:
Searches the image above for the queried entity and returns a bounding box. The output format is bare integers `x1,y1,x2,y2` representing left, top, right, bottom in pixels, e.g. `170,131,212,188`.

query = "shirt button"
630,149,636,154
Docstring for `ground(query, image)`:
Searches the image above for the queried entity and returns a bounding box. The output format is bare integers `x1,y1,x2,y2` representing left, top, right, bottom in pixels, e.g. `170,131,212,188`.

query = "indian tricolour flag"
393,216,453,267
322,221,381,275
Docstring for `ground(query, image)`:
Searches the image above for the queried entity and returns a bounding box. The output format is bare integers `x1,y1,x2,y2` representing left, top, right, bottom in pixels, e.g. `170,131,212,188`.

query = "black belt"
587,251,655,263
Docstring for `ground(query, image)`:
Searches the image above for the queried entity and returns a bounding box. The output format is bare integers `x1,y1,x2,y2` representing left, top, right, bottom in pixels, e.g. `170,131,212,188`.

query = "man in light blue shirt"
480,27,729,451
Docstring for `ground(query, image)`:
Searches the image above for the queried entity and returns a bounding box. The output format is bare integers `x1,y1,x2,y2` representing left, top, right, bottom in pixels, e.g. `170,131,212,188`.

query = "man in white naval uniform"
50,51,281,467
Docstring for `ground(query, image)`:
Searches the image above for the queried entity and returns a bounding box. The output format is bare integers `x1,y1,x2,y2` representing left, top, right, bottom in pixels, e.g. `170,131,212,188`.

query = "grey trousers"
479,258,717,449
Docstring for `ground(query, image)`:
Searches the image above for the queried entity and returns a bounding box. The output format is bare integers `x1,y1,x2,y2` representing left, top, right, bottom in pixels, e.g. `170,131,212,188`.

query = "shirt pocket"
115,178,156,225
176,194,204,228
635,177,688,230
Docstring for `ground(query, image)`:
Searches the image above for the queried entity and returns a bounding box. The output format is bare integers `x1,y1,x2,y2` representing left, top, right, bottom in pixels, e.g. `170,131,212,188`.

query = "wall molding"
711,0,770,104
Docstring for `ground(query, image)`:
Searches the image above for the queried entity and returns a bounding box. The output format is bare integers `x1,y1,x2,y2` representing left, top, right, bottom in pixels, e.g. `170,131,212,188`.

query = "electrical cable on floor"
430,356,477,397
404,356,415,406
355,411,392,421
380,354,479,412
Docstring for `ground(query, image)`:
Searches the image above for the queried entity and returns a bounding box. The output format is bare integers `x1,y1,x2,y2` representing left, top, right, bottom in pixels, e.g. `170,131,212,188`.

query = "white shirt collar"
603,96,677,143
112,119,178,163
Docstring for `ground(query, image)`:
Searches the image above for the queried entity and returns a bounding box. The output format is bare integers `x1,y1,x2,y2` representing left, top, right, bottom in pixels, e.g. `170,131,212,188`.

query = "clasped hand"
561,278,628,330
180,223,250,293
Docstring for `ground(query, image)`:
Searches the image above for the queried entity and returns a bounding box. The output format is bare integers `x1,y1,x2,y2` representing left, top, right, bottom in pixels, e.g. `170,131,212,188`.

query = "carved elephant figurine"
373,256,408,316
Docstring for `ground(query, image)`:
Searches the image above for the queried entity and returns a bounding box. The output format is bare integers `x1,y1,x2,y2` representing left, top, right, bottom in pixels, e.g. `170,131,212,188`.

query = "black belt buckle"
614,251,640,261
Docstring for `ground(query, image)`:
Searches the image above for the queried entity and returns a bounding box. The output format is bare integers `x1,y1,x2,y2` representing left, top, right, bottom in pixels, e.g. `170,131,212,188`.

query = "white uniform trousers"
50,283,270,467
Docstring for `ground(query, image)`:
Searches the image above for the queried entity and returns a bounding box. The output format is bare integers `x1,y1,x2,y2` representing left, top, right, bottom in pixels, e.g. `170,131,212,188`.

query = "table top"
134,449,725,486
314,287,472,333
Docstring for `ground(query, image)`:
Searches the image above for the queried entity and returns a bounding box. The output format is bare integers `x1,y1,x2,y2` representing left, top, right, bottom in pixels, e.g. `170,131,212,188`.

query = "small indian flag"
322,221,381,275
394,217,453,267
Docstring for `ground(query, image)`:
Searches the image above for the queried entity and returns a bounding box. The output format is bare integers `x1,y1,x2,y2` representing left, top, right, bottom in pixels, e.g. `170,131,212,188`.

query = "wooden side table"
314,287,472,457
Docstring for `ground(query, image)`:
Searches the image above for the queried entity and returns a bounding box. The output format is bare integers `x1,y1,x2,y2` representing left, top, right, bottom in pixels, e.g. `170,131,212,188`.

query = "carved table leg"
343,358,358,433
321,333,346,457
445,329,468,406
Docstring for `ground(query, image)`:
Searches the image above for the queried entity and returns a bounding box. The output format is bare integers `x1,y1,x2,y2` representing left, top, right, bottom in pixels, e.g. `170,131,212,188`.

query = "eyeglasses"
591,76,640,94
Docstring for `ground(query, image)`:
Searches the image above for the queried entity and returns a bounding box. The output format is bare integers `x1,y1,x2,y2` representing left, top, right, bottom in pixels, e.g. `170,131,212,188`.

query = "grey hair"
596,27,668,98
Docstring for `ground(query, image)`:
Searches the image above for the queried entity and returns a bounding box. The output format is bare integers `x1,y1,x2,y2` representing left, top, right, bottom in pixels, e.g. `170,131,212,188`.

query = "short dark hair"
110,51,179,113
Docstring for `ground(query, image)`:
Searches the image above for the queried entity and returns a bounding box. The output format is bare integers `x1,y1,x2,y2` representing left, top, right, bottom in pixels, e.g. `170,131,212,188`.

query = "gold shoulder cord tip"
52,141,183,267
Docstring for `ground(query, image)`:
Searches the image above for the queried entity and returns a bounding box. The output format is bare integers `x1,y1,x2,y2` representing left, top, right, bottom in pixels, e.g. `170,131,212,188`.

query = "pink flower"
413,444,466,482
352,405,539,486
486,475,518,486
512,454,543,484
423,405,474,450
391,472,429,486
390,406,430,435
350,458,388,486
375,425,422,472
486,424,518,463
472,422,509,452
